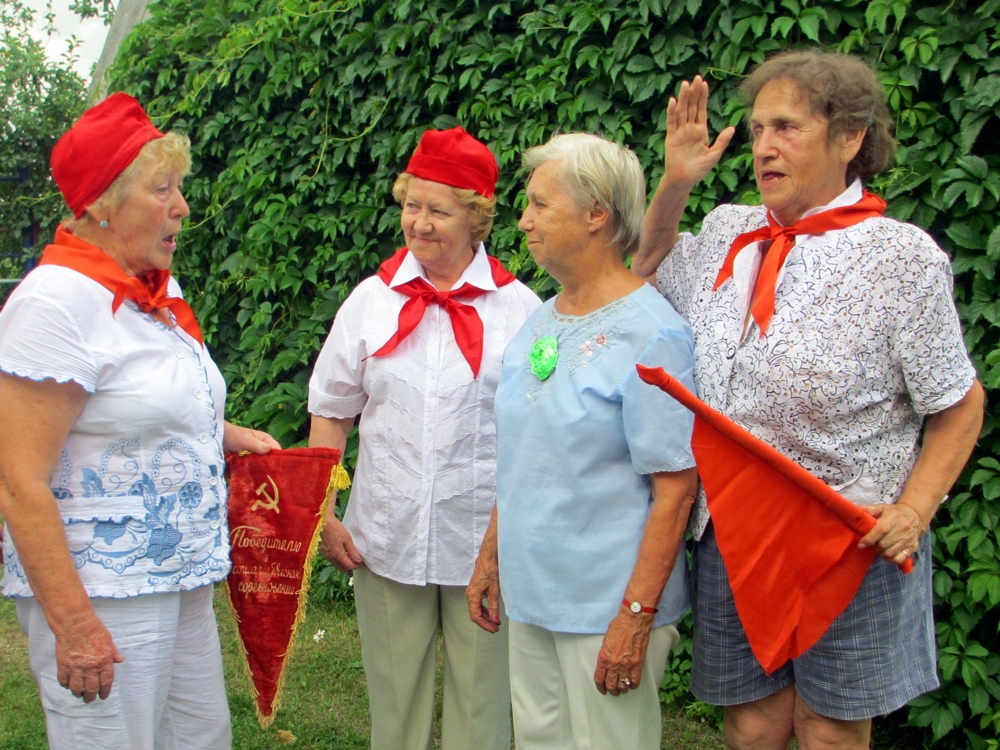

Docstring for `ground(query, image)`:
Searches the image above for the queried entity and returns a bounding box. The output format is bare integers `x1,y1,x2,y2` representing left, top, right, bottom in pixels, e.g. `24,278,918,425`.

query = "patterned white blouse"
308,246,541,586
1,266,230,597
655,181,977,539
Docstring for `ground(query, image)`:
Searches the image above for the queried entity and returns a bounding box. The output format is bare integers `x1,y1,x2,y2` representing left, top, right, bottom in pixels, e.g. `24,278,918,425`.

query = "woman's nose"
517,208,532,231
174,189,190,219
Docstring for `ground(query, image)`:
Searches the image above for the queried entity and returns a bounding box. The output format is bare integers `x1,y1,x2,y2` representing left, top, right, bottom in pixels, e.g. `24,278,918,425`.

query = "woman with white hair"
467,133,698,750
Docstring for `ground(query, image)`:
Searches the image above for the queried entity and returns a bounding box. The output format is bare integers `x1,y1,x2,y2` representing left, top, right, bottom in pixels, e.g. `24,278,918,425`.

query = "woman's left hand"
223,421,281,454
858,502,924,565
594,608,654,697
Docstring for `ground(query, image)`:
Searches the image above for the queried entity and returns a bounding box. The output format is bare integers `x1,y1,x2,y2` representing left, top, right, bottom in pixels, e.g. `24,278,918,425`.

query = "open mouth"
758,171,786,187
162,234,177,251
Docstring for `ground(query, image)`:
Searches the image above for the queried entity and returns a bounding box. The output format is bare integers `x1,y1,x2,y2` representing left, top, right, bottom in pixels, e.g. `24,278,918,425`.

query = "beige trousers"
353,566,511,750
508,619,679,750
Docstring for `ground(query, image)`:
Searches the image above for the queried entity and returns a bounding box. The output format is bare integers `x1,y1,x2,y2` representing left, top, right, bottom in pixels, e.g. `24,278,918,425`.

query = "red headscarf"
404,126,499,198
51,92,165,218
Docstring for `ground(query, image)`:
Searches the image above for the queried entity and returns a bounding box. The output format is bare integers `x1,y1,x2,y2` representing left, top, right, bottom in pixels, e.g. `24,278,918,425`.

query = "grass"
0,586,729,749
0,583,926,749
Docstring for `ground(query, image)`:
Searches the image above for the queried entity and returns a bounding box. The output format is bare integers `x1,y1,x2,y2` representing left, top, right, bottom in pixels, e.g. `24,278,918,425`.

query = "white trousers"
17,585,231,750
508,619,678,750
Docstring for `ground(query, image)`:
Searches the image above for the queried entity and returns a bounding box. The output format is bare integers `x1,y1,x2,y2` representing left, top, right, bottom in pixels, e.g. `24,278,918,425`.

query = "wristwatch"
622,597,658,614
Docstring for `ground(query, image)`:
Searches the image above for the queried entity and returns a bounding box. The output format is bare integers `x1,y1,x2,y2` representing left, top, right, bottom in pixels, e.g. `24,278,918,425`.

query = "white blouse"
1,266,230,598
308,247,541,586
656,181,977,540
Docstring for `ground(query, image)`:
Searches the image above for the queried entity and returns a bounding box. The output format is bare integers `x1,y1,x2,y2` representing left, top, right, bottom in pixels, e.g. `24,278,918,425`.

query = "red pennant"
224,447,344,727
635,365,911,674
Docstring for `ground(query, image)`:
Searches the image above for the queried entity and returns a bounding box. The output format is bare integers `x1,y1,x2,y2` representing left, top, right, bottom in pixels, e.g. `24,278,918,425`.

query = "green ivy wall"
106,0,999,745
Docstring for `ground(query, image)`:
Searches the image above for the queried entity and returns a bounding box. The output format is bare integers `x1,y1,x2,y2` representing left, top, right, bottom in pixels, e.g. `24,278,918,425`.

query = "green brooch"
530,336,559,380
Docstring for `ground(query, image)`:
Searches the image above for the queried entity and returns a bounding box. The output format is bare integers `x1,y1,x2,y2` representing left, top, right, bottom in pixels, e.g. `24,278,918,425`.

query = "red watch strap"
622,597,658,614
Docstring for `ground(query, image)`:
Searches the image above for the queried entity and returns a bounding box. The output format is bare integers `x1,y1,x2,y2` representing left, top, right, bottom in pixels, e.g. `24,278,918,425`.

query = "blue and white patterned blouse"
0,265,230,598
495,284,696,634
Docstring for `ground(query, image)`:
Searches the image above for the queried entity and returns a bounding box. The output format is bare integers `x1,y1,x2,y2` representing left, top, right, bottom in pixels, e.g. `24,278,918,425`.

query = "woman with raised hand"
308,127,540,750
0,93,278,750
468,132,698,750
632,52,983,750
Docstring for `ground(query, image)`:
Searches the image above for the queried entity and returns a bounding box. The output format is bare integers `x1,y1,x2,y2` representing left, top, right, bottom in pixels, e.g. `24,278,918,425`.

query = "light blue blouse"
496,283,697,634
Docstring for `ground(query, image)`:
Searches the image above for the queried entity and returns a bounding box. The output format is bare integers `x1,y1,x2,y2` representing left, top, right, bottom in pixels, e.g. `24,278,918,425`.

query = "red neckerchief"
368,247,516,378
713,191,887,336
38,225,203,345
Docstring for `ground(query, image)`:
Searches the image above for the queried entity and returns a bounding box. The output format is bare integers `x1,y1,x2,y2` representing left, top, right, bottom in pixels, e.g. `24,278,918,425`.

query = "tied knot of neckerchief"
38,225,203,345
367,247,517,379
369,276,490,377
713,190,887,336
110,271,204,345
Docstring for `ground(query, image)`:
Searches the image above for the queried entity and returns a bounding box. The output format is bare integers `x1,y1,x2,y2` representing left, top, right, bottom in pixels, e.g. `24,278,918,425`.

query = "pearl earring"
100,220,109,229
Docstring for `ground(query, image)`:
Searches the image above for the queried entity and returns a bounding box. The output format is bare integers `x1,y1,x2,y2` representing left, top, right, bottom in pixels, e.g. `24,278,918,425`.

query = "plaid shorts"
689,522,939,720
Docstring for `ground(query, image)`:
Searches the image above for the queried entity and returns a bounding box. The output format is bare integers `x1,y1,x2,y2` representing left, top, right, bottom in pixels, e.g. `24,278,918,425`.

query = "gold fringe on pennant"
262,463,340,729
222,578,262,712
332,463,352,491
224,461,345,730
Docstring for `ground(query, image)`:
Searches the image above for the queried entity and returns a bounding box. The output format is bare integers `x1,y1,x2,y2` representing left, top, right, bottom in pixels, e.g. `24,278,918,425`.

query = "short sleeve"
890,235,977,416
0,291,100,392
307,289,370,418
655,232,700,319
655,204,766,320
621,330,697,475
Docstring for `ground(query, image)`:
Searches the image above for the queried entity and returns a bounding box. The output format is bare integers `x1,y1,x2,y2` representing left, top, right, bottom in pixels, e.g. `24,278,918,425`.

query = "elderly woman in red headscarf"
0,94,278,749
308,127,540,750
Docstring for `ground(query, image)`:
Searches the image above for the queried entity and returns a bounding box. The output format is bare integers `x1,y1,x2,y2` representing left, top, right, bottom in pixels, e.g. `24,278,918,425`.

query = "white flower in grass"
313,629,326,642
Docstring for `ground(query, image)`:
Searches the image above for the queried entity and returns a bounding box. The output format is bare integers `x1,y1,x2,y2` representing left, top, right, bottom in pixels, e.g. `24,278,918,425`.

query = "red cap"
404,126,498,198
51,93,165,218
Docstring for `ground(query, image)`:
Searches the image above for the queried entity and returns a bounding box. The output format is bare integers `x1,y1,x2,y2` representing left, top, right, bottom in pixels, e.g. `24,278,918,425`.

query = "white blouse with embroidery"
308,247,541,586
1,266,230,598
655,181,977,539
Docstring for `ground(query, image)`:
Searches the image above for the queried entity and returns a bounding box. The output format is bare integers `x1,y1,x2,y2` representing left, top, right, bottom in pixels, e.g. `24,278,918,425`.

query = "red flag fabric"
224,447,349,727
712,190,886,336
635,365,911,674
39,226,204,345
368,247,516,378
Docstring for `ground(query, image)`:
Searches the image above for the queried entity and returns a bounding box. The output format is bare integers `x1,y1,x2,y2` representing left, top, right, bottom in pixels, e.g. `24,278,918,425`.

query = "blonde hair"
522,133,645,258
66,133,192,230
392,172,497,244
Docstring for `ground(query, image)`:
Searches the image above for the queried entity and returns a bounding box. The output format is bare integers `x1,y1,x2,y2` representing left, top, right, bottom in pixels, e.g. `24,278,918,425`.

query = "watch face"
629,601,641,613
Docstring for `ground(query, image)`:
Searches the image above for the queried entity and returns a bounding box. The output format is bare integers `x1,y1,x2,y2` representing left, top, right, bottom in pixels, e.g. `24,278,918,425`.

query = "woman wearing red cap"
308,127,539,750
0,93,278,749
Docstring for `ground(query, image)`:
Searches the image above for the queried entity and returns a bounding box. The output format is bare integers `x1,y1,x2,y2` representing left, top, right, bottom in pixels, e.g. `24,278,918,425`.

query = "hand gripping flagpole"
637,365,911,673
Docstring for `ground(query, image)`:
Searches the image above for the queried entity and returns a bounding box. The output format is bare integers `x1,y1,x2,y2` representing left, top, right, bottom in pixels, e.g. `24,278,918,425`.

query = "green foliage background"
0,1,87,301
101,0,1000,744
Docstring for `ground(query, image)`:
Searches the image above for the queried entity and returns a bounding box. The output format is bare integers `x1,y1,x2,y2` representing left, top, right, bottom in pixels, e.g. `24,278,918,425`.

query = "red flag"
224,447,349,727
636,365,911,674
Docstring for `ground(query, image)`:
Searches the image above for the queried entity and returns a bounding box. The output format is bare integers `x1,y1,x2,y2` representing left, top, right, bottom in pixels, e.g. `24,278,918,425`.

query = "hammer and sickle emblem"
251,475,280,514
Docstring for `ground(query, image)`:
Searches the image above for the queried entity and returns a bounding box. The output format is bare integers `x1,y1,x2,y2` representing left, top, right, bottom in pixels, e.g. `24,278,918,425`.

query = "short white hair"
522,133,645,258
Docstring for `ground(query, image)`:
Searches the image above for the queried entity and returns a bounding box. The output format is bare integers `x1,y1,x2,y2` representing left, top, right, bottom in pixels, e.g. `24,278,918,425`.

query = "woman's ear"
586,202,610,234
82,204,108,227
838,128,867,165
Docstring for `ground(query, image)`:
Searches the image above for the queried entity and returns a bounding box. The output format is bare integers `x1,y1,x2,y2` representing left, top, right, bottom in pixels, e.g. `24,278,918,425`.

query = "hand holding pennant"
635,365,912,674
225,447,351,727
